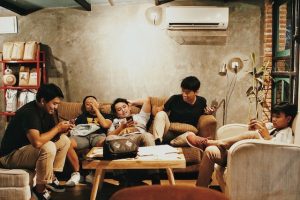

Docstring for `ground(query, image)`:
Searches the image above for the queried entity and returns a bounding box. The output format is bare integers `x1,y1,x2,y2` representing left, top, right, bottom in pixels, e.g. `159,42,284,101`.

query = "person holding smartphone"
107,97,159,186
152,76,216,144
0,84,71,200
108,97,154,141
186,102,296,188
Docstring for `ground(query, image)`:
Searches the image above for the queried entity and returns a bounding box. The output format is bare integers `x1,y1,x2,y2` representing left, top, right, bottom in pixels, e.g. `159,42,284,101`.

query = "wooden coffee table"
82,145,186,200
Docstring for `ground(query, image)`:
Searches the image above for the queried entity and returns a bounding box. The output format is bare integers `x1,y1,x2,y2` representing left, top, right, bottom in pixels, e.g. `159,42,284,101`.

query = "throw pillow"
170,131,193,147
169,123,198,133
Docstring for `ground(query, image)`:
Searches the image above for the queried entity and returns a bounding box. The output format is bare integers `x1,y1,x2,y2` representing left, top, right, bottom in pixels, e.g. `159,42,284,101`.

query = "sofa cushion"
100,103,141,115
57,102,82,121
169,123,198,133
170,132,190,147
0,168,35,187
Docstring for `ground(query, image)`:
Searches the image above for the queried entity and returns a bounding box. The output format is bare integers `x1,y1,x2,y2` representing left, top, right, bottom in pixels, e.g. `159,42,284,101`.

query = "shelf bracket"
73,0,91,11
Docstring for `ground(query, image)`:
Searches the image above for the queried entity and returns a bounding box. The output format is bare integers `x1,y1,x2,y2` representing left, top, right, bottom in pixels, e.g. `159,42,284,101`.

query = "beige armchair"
215,115,300,200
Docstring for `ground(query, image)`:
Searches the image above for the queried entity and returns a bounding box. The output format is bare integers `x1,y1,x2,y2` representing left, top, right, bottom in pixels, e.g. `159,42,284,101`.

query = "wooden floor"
51,179,197,200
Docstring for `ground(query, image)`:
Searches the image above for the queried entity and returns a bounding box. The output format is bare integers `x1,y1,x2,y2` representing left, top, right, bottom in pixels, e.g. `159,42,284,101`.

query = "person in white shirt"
186,102,297,187
107,97,155,146
108,97,159,186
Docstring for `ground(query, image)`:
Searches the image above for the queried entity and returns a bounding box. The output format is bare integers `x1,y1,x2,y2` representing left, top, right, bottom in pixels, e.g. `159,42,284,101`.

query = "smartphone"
126,116,133,122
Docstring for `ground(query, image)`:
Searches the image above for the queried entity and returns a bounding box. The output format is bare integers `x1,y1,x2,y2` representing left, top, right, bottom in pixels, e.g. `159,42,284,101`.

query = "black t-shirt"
0,101,56,157
75,112,112,134
164,94,207,127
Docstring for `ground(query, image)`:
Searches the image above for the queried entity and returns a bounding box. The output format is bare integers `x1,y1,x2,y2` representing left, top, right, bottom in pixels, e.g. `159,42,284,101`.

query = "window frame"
272,0,299,106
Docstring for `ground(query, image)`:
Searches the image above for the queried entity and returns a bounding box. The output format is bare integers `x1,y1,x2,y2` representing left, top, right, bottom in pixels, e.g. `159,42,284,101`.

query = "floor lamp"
218,58,243,125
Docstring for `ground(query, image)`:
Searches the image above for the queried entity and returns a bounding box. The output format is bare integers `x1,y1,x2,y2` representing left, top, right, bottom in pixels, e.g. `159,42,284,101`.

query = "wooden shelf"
0,86,39,90
0,48,47,117
0,112,15,116
0,60,40,63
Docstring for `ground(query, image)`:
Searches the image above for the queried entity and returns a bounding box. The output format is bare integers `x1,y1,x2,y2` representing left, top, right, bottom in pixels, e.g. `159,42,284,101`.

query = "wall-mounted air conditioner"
166,6,229,30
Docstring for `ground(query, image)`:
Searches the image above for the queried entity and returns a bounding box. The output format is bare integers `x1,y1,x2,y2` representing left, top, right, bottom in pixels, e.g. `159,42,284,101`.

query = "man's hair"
111,98,129,114
81,95,97,113
272,102,297,125
36,83,64,102
180,76,201,91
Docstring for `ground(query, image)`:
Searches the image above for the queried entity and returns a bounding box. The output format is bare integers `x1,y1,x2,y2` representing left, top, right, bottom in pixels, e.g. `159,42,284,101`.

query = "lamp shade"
218,63,227,76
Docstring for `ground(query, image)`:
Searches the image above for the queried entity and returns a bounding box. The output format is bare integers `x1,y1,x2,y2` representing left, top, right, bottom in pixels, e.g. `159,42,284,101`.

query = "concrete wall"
0,1,264,134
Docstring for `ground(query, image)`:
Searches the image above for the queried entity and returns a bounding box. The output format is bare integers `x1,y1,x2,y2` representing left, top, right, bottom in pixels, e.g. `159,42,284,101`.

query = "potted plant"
246,52,272,120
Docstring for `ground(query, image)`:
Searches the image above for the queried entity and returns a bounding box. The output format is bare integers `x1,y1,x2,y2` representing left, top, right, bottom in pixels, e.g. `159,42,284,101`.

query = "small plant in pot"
246,52,272,120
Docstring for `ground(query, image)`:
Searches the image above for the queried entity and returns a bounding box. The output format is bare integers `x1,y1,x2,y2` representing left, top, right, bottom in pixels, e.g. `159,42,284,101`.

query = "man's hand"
91,99,100,112
126,119,135,127
56,121,74,133
204,106,216,115
248,119,271,139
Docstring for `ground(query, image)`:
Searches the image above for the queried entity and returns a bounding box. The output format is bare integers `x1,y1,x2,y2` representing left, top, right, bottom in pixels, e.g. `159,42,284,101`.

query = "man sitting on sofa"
152,76,216,144
0,83,72,200
108,97,155,146
107,97,159,185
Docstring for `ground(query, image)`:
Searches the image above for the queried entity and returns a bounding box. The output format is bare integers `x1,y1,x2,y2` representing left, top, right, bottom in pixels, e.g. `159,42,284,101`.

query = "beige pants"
152,111,170,142
197,132,260,187
0,134,70,185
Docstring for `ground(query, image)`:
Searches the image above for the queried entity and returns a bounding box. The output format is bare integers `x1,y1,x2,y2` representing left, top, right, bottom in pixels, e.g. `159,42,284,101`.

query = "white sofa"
215,115,300,200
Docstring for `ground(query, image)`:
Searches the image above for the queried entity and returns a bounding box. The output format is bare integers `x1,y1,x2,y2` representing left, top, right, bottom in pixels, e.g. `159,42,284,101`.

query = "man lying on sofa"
152,76,216,145
107,97,160,185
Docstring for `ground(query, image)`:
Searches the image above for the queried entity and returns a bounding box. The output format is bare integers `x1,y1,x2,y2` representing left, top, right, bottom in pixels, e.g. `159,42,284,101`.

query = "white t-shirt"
271,127,293,144
108,110,150,135
265,122,293,144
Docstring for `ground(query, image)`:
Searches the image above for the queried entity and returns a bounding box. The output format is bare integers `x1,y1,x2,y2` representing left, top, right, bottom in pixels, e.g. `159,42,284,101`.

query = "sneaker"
46,178,65,192
155,139,162,145
32,187,51,200
85,171,95,184
186,133,208,151
65,172,81,187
